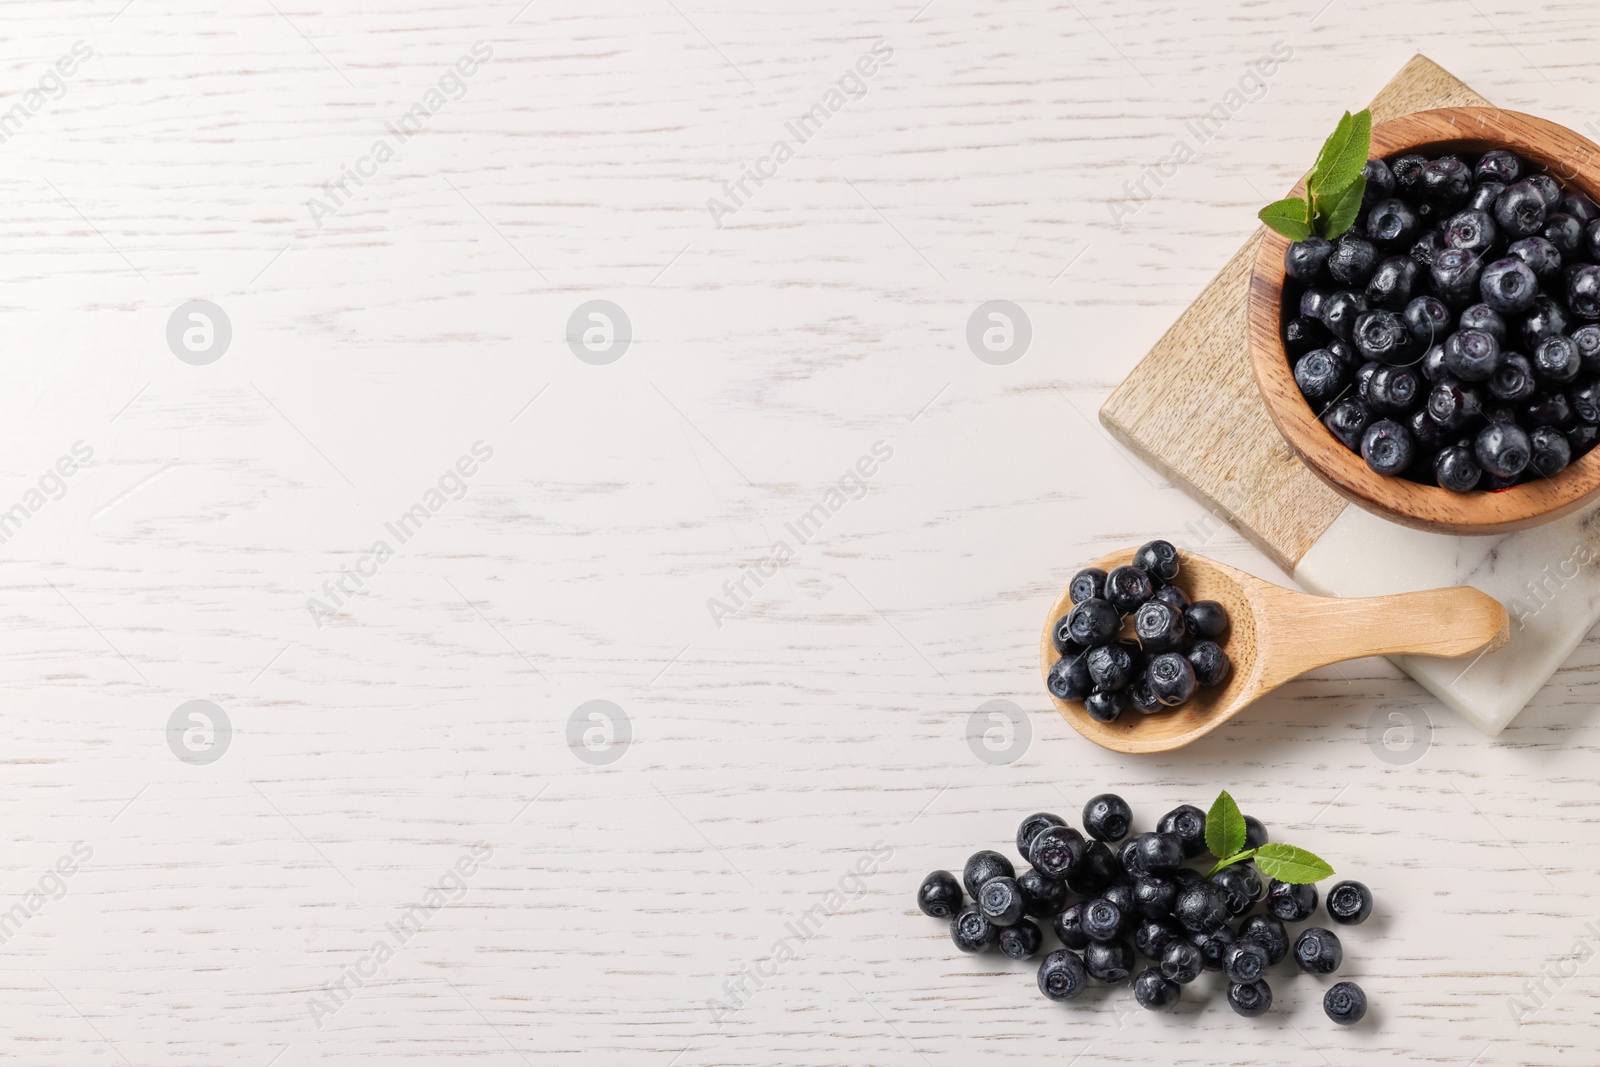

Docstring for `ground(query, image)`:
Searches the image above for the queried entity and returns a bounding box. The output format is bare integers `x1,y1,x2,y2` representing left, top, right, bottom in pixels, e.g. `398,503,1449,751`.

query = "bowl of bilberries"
1248,106,1600,533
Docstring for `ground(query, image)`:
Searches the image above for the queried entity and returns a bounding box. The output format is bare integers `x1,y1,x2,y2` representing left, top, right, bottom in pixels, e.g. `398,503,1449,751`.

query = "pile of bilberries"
1046,541,1231,722
1284,148,1600,490
916,795,1371,1025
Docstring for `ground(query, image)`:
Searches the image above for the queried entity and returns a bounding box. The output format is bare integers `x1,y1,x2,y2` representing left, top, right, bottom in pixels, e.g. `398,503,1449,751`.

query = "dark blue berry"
1489,353,1535,403
962,850,1014,898
1367,255,1423,311
1361,418,1414,475
1161,939,1204,984
1285,315,1330,357
1065,597,1119,646
1432,247,1484,306
1085,688,1127,722
1409,407,1449,453
1133,967,1181,1011
1018,867,1069,919
1529,425,1571,478
1479,256,1538,314
997,918,1044,959
1047,654,1092,701
1353,308,1415,364
1295,350,1349,408
1366,365,1421,414
1421,343,1448,382
1264,879,1317,922
1065,840,1121,896
1134,600,1187,654
1535,335,1581,383
1460,302,1508,342
1324,981,1367,1025
1210,864,1263,916
1509,235,1561,282
1425,378,1481,430
1152,583,1189,611
1365,198,1418,246
1049,615,1080,657
1081,896,1127,942
1568,423,1600,455
1442,328,1501,382
1037,948,1088,1000
1573,324,1600,374
1068,567,1106,603
1566,264,1600,320
1188,640,1231,686
1154,805,1206,859
1243,816,1268,849
1403,294,1451,346
1132,875,1178,921
1443,208,1498,257
1080,794,1132,843
951,903,997,952
1391,153,1426,196
1190,925,1235,971
1053,903,1089,950
1126,831,1183,875
1319,290,1368,341
1224,938,1270,983
1420,157,1471,211
1409,228,1448,267
1016,812,1066,858
1027,824,1084,880
1327,879,1373,925
1147,652,1197,706
1361,158,1395,206
1132,539,1180,582
917,870,963,918
1322,396,1372,450
979,875,1025,926
1476,148,1523,185
1086,643,1135,691
1174,882,1229,934
1083,939,1134,983
1542,212,1583,257
1238,914,1290,964
1135,918,1180,960
1476,420,1532,478
1284,236,1333,282
1328,233,1380,287
1293,926,1343,974
1105,565,1154,614
1522,295,1569,350
1495,180,1548,238
1183,600,1229,641
1228,978,1273,1018
1468,180,1506,213
1435,444,1483,492
1563,191,1597,222
1525,173,1561,207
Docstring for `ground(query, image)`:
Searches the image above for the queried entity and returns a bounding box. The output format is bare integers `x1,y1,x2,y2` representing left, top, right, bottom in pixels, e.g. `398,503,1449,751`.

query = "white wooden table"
3,2,1597,1063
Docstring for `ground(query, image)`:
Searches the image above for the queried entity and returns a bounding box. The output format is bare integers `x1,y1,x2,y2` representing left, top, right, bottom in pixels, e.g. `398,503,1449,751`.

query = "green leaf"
1205,790,1246,859
1258,196,1312,241
1252,842,1334,884
1205,848,1255,879
1314,174,1367,240
1309,108,1372,201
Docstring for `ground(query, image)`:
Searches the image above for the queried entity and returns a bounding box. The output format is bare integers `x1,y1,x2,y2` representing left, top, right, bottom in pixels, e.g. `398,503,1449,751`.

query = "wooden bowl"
1249,107,1600,534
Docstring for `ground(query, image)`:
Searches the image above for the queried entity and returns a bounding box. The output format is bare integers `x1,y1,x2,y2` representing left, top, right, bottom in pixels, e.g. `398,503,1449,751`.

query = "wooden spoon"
1039,549,1509,754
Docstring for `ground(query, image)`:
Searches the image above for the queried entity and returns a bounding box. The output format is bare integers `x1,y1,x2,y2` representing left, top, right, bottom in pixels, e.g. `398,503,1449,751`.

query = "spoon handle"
1260,585,1509,689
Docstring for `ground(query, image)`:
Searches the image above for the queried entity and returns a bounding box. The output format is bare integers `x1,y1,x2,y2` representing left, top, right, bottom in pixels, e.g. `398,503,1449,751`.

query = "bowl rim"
1249,106,1600,534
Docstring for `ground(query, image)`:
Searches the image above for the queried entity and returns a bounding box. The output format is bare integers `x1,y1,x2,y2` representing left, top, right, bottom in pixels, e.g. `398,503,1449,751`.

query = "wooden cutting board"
1100,54,1490,573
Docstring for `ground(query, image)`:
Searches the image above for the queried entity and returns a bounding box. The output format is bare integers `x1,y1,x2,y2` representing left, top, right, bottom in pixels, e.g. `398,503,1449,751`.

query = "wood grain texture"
5,6,1600,1067
1101,55,1493,569
1249,106,1600,533
1038,549,1505,753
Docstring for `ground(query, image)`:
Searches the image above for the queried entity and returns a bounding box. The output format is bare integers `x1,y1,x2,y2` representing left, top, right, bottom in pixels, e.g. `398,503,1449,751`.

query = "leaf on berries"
1315,174,1367,241
1205,789,1246,859
1310,108,1373,200
1259,196,1313,241
1252,842,1334,884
